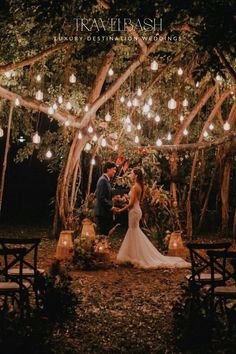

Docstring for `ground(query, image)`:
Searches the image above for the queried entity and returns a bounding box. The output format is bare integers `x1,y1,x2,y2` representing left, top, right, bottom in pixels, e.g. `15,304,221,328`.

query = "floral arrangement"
73,234,110,270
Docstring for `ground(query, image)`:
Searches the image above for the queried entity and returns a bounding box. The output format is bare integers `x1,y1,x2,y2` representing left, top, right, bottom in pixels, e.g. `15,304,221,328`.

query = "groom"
95,161,117,236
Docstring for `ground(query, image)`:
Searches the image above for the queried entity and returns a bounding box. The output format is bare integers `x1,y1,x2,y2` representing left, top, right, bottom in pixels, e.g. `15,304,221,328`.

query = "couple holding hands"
95,161,190,269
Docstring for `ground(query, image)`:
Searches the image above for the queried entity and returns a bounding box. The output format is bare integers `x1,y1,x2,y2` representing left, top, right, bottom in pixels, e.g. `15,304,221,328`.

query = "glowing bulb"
125,116,131,124
167,132,172,141
203,130,208,138
32,132,41,144
155,115,161,123
147,97,153,106
114,144,118,151
179,115,184,123
182,98,188,107
53,103,58,110
46,149,52,158
132,97,139,106
48,106,54,115
18,136,25,143
84,105,89,112
151,60,158,71
177,67,183,76
183,128,188,136
66,102,72,110
101,138,107,147
156,138,162,146
58,96,63,104
147,112,152,119
0,127,4,137
85,143,91,151
15,98,20,106
216,74,222,82
5,71,12,78
137,123,141,130
92,134,98,142
88,125,93,133
137,87,142,96
65,120,70,127
105,112,111,122
134,135,139,143
36,74,41,82
223,121,230,131
142,103,150,114
78,131,83,139
91,158,96,165
127,124,132,132
168,98,176,110
209,123,214,130
196,81,199,88
108,68,114,76
120,96,125,103
127,100,132,108
69,74,76,83
36,90,43,101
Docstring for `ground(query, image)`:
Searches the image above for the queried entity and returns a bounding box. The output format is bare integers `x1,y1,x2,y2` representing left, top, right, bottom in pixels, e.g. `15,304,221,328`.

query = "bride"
116,168,190,269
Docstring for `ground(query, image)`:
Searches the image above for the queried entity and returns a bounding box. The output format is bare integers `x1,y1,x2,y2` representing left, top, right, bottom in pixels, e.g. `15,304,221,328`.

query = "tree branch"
214,48,236,82
127,26,148,54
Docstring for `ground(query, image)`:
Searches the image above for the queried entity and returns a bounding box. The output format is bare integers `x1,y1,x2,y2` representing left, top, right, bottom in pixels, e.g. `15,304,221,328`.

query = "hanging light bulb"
142,103,150,114
134,135,139,144
167,132,172,141
84,143,91,151
125,115,131,124
66,102,72,110
87,125,93,133
78,131,83,139
91,158,96,165
84,105,89,112
137,87,142,96
147,97,153,106
69,74,76,83
216,74,222,82
156,138,162,146
36,74,41,82
182,98,188,107
105,112,112,122
177,67,183,76
137,123,141,130
15,98,20,106
108,68,114,76
92,134,98,142
209,123,214,130
203,130,208,138
147,112,152,119
65,120,70,127
120,96,125,103
196,81,200,88
0,127,4,137
46,149,52,159
18,136,25,143
101,138,107,147
179,114,184,123
151,60,158,71
223,121,230,131
58,96,63,104
132,97,139,107
154,115,161,123
53,103,58,111
5,71,12,78
48,106,54,115
35,90,43,101
183,128,188,136
127,99,132,108
114,144,118,151
168,98,177,109
127,124,132,132
32,132,41,144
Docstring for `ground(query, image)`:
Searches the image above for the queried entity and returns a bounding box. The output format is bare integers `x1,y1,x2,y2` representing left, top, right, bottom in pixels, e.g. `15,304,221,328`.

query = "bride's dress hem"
116,256,190,269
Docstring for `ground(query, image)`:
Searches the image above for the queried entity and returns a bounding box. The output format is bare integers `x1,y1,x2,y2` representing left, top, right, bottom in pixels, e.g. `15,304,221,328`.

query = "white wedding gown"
117,195,190,269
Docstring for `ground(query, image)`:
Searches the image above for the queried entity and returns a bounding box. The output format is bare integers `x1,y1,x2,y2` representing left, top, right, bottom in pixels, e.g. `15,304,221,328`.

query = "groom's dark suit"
95,174,113,235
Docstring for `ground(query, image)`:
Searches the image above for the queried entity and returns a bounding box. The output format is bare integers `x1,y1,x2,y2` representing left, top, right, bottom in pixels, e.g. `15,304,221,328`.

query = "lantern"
168,98,176,110
168,231,188,257
81,218,95,241
56,230,74,260
151,60,158,71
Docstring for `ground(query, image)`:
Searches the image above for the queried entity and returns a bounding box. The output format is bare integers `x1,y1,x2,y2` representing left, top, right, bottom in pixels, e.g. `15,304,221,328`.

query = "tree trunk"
221,157,231,235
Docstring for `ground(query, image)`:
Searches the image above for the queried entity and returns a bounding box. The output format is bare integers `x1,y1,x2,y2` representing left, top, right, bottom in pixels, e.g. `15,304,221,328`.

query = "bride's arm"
117,187,137,213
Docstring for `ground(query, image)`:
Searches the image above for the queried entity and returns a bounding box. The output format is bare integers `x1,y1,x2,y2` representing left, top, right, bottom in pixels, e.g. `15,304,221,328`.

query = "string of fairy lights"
0,59,234,164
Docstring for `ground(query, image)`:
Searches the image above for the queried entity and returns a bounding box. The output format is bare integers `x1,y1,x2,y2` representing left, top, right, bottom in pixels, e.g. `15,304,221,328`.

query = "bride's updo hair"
133,167,144,199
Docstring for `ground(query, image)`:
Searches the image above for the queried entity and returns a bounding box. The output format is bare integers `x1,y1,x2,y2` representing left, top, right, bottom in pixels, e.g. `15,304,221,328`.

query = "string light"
78,131,83,139
182,98,188,107
108,68,114,76
15,98,20,106
137,123,141,130
147,97,153,106
203,130,208,138
101,138,107,147
125,115,131,124
196,81,200,87
223,121,230,131
168,98,177,109
65,120,70,127
134,135,139,143
32,132,41,144
183,128,188,136
177,67,183,76
142,103,150,114
150,60,158,71
114,144,118,151
0,127,4,137
216,74,222,82
87,125,93,133
58,96,63,104
154,115,161,123
147,112,152,119
127,124,132,132
18,136,25,143
120,96,125,103
209,123,214,130
105,112,112,122
156,138,162,146
45,149,52,158
35,90,43,101
36,74,41,82
69,74,76,83
137,87,142,96
48,106,54,115
52,103,58,111
5,71,12,78
92,134,98,142
66,102,72,110
91,158,96,165
179,114,184,123
84,105,89,112
132,97,139,106
85,143,91,151
127,100,132,108
167,132,172,141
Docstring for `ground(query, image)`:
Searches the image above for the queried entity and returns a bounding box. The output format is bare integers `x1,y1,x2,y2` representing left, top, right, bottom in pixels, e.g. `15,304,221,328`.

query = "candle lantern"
56,230,74,260
81,218,95,241
168,231,188,258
